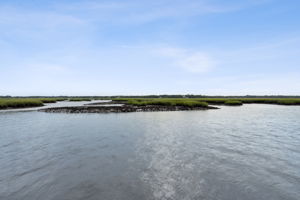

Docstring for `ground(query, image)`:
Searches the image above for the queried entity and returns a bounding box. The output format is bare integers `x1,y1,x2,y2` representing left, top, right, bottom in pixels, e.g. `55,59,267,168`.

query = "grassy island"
224,100,243,106
112,98,300,106
0,98,66,109
126,99,209,108
1,96,300,111
0,99,44,109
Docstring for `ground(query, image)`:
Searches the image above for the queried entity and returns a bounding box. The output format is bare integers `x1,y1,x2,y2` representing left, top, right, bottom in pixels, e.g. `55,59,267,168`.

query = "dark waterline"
0,105,300,200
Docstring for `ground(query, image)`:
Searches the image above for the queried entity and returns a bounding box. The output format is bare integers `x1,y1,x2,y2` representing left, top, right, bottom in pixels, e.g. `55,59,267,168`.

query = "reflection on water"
0,104,300,200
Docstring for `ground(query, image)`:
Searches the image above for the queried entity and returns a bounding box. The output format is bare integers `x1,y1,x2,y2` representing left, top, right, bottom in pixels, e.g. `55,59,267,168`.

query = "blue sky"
1,0,300,96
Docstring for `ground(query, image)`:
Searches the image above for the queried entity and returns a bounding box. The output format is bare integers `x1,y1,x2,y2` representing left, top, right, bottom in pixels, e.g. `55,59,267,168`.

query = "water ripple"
0,104,300,200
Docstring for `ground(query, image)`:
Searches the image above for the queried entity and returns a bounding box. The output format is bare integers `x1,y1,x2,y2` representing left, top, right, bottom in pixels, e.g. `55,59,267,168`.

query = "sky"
0,0,300,96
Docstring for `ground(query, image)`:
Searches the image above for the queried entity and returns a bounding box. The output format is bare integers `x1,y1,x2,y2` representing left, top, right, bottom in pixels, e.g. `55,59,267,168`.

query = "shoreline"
1,98,300,112
39,105,219,113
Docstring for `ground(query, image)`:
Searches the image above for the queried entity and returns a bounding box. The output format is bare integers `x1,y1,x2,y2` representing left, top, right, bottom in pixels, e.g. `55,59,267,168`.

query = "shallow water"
0,104,300,200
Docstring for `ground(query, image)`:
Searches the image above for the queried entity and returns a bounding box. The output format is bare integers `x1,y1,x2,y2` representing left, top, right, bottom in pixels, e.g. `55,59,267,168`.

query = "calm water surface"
0,104,300,200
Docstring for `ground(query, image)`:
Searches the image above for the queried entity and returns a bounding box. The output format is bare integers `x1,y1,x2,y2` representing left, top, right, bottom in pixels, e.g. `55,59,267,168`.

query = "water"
0,104,299,200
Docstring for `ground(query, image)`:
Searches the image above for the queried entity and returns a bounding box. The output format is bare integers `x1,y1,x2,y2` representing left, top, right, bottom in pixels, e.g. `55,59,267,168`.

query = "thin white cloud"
177,52,215,73
215,36,300,65
27,63,69,73
53,0,269,24
0,6,84,28
0,0,272,36
158,47,216,73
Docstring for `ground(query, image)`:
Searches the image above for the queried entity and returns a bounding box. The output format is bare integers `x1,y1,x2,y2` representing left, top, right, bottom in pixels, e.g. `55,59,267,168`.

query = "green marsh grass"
0,99,44,109
38,98,66,103
112,98,300,106
119,99,209,108
224,100,243,106
0,98,67,109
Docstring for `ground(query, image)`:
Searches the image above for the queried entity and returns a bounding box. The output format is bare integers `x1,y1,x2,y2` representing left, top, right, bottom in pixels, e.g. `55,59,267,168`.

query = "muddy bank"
39,105,218,113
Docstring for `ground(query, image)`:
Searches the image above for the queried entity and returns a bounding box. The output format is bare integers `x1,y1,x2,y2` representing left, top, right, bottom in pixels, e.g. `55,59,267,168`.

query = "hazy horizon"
1,0,300,96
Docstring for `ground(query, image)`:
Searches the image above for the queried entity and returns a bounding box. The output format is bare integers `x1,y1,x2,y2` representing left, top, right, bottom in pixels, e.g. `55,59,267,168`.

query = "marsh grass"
0,98,68,109
0,97,94,109
277,99,300,105
113,98,300,106
0,99,44,109
2,97,299,110
38,98,66,103
237,98,300,105
120,99,209,108
224,100,243,106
